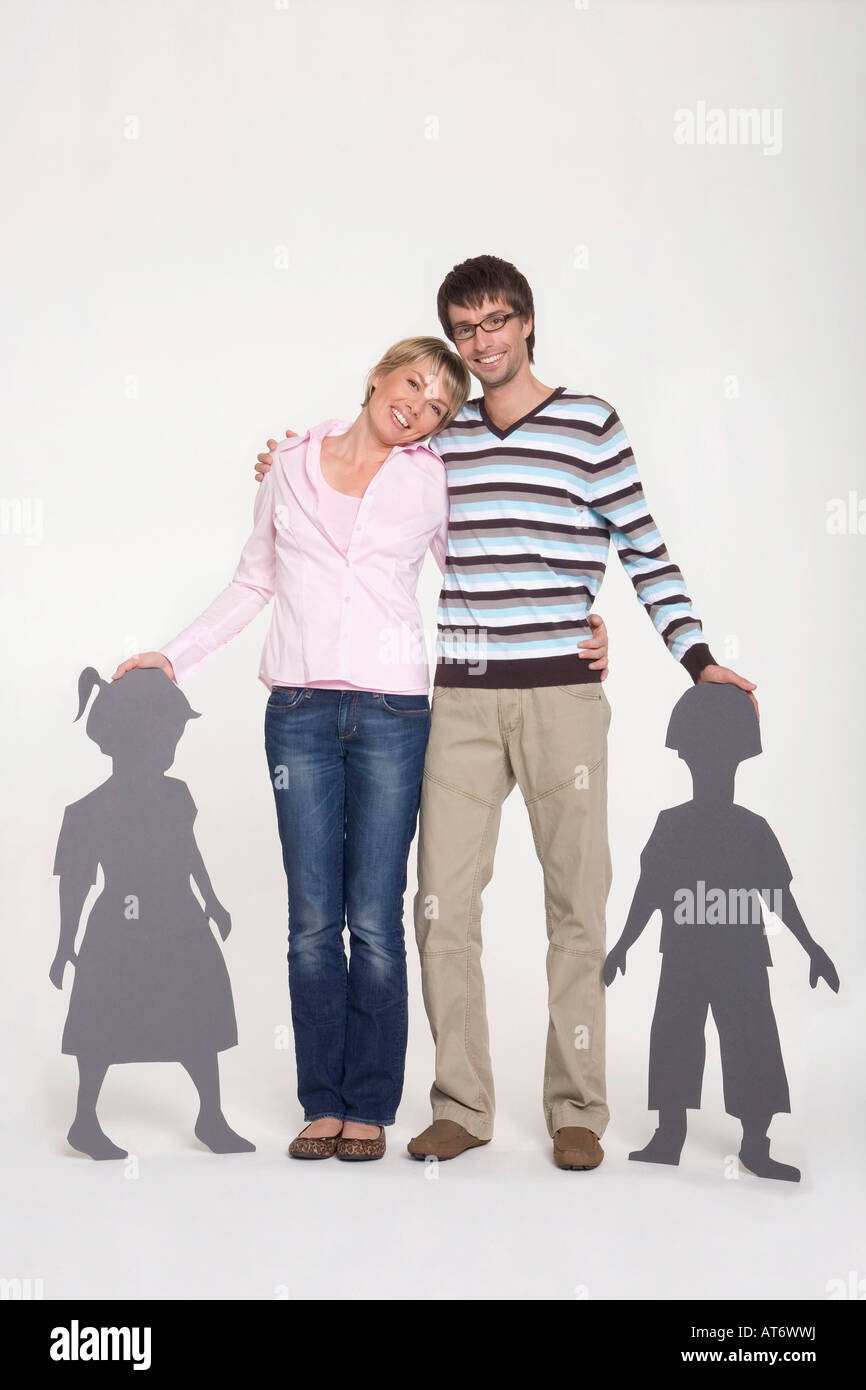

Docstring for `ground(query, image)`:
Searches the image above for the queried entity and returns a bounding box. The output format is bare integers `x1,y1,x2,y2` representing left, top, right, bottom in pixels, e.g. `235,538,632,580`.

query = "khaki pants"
413,684,612,1140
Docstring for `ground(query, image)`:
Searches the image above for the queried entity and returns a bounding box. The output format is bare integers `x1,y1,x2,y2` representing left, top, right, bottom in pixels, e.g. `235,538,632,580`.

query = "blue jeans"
264,686,430,1127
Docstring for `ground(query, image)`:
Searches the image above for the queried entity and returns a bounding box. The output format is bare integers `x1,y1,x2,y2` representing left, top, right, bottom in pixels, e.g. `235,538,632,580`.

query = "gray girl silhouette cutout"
50,667,254,1159
604,683,839,1182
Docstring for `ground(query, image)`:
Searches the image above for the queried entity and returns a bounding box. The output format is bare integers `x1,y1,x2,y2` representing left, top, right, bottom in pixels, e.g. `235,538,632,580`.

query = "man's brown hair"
437,254,536,363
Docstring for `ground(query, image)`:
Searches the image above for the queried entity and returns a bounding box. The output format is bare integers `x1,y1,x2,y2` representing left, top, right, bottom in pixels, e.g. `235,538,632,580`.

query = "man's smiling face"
447,297,533,388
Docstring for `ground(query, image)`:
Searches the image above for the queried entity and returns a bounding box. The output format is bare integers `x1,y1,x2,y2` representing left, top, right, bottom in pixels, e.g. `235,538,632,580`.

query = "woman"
114,338,471,1162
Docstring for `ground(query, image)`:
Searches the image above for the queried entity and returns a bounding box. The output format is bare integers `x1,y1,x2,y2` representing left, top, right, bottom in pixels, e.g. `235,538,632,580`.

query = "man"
256,254,756,1170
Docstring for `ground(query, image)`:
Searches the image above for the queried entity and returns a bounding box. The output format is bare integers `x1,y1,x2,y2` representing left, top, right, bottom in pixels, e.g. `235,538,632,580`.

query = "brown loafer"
288,1124,341,1160
407,1119,490,1161
553,1126,604,1170
336,1126,386,1162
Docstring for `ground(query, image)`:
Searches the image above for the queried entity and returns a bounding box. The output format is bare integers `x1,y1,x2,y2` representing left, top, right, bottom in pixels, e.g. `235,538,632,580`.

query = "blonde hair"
362,336,471,432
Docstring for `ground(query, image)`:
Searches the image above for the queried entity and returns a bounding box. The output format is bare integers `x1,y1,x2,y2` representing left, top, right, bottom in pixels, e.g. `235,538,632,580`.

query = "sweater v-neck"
478,385,566,440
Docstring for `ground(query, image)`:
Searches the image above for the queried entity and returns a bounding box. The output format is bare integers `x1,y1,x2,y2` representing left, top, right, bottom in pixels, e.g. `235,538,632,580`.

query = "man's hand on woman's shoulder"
255,430,299,482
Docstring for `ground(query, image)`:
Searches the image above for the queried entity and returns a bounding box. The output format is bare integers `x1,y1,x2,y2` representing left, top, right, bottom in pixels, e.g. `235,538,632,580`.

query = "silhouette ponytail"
74,667,104,723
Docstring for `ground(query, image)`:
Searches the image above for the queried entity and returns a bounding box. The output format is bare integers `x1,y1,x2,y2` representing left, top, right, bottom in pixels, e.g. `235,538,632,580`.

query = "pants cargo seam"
548,942,604,957
523,758,604,805
422,769,496,808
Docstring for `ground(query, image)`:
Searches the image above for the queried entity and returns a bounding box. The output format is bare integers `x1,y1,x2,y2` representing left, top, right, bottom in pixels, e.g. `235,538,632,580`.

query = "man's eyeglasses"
450,310,523,342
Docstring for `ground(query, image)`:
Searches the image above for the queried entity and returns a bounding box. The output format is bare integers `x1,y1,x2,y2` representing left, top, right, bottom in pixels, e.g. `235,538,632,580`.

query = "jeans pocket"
380,694,431,717
266,686,307,711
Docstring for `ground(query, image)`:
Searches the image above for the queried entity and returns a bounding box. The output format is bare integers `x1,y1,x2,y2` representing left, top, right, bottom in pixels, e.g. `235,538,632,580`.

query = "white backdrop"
2,0,865,1300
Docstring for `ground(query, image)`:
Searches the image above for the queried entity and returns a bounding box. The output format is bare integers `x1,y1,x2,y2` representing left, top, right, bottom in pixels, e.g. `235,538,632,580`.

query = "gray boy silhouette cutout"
604,683,839,1183
50,667,254,1159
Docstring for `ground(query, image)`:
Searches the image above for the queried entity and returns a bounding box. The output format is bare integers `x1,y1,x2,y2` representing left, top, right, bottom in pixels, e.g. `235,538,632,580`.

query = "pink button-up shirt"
161,419,449,692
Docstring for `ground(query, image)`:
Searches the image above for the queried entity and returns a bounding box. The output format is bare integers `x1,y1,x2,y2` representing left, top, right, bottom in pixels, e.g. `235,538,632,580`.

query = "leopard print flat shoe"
288,1124,342,1159
335,1126,386,1162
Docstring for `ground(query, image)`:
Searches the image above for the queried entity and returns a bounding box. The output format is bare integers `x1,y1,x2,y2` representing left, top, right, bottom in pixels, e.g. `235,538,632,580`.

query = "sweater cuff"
680,641,715,684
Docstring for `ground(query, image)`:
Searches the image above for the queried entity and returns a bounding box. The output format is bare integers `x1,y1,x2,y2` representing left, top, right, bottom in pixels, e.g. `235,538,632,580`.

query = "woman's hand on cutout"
112,652,175,682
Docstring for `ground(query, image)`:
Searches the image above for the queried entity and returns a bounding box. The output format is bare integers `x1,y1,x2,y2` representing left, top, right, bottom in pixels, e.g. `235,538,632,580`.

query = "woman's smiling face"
367,357,452,445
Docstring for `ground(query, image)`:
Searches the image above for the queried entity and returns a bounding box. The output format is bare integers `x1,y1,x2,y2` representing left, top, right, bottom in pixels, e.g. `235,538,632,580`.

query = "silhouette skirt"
61,890,238,1063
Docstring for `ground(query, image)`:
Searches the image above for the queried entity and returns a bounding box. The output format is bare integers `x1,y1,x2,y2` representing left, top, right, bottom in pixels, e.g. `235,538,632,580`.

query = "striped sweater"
428,386,715,688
